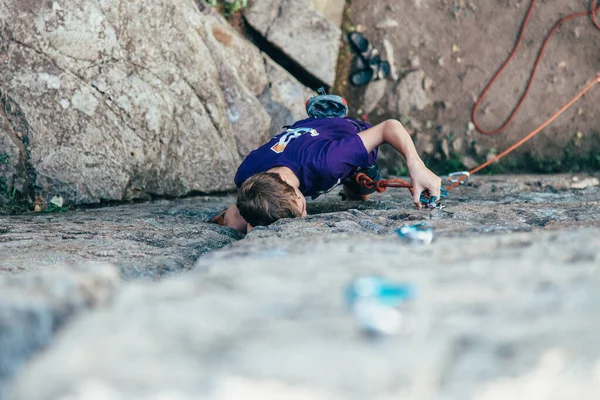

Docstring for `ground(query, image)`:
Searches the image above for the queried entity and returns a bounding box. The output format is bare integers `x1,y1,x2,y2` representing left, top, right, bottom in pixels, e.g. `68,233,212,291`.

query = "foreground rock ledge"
7,174,600,400
0,263,119,399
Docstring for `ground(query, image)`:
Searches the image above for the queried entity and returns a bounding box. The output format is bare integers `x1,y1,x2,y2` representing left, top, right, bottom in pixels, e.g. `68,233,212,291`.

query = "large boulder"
244,0,342,87
0,0,311,209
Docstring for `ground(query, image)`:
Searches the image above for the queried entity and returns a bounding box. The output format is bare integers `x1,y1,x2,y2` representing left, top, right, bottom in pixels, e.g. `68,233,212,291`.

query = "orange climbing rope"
472,0,600,135
357,0,600,198
355,173,414,194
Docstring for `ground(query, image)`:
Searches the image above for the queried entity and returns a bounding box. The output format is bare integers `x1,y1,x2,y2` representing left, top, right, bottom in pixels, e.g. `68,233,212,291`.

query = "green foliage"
391,165,409,176
427,154,466,175
205,0,248,17
0,153,15,208
0,176,23,214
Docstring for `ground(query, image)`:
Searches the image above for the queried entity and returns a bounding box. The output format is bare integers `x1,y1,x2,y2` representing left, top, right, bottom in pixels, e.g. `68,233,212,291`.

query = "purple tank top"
234,117,377,197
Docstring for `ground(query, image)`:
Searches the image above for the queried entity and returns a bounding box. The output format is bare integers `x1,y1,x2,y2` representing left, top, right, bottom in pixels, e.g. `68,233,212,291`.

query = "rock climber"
211,91,441,233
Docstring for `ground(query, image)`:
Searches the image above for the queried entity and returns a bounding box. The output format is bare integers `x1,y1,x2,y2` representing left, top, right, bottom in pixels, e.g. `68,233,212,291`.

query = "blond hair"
237,172,302,227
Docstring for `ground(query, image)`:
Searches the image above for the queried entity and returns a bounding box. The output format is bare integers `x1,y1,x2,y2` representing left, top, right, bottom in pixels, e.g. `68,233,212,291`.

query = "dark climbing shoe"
347,31,379,64
349,60,391,86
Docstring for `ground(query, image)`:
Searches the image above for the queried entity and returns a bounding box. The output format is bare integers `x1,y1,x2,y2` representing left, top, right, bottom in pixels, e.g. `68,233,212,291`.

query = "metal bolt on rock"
346,276,416,336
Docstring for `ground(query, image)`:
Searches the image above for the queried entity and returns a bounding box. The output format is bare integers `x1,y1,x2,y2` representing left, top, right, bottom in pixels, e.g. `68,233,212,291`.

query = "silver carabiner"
446,171,470,184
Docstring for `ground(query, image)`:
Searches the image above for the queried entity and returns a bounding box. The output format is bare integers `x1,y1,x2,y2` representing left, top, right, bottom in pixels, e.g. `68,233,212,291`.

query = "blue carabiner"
419,187,448,208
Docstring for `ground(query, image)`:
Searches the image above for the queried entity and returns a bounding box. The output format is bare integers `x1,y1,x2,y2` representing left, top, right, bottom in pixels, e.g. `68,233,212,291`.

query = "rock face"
0,196,242,280
6,175,600,399
244,0,342,87
395,70,431,116
259,58,315,139
0,0,311,210
0,263,119,399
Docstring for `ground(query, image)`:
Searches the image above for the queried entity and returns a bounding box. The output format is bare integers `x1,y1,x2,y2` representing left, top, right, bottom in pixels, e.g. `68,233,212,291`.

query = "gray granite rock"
0,263,119,399
396,70,432,116
307,0,346,27
258,58,315,137
245,0,341,87
0,196,242,280
0,0,311,211
362,79,388,114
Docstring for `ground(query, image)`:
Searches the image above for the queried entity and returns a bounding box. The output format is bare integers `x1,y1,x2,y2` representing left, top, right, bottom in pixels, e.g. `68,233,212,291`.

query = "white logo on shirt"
270,127,319,154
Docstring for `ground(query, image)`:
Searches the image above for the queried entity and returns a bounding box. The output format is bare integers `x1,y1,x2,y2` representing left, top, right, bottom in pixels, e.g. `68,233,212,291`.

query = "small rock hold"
441,139,450,159
376,19,399,29
410,56,421,69
382,39,399,80
423,76,434,91
396,70,432,115
452,44,460,53
452,138,463,153
557,61,567,70
461,156,479,169
571,177,599,189
362,80,387,114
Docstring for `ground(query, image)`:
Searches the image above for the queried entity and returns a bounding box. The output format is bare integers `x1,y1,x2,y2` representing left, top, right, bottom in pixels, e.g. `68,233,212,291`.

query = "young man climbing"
214,92,441,233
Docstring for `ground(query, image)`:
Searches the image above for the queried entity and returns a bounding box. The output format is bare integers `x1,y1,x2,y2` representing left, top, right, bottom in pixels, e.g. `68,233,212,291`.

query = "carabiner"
446,171,470,184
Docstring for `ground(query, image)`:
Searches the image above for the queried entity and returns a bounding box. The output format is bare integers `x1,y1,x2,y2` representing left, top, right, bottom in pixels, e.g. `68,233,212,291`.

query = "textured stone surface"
0,263,119,399
259,58,315,137
0,130,22,206
0,0,310,210
245,0,341,86
362,79,388,114
396,70,431,116
7,174,600,399
307,0,346,27
345,0,600,171
0,196,241,280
